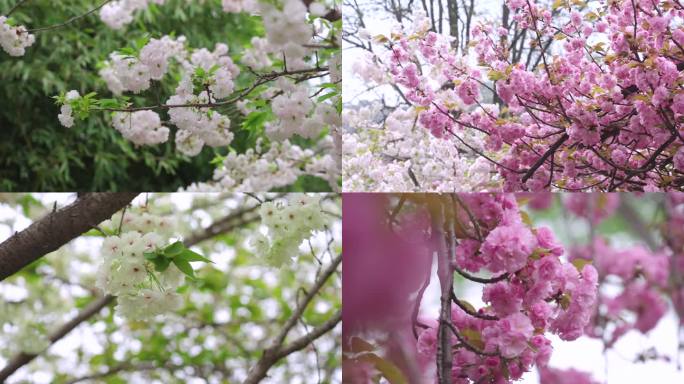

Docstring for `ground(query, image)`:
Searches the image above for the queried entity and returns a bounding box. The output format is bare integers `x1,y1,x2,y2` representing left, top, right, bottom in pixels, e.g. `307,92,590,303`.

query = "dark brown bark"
0,193,137,281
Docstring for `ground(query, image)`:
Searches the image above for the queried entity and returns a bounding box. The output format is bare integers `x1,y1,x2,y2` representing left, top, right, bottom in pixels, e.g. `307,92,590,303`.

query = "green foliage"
144,240,213,279
0,0,264,190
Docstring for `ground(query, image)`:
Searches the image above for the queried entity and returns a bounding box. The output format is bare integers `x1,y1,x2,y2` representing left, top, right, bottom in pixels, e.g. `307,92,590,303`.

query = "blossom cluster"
0,16,35,56
251,194,328,266
99,36,187,95
221,0,257,14
96,210,184,321
416,194,599,383
348,0,684,191
343,104,496,192
112,110,170,145
57,90,81,128
99,0,262,30
552,194,673,346
100,0,167,29
51,0,341,191
188,137,339,191
666,194,684,326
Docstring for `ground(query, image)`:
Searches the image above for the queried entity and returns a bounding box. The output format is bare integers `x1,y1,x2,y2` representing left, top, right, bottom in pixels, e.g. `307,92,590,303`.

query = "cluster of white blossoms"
0,16,35,56
97,211,184,321
260,0,314,70
267,78,341,140
57,90,81,128
241,37,272,70
186,137,338,191
251,194,328,266
99,38,238,153
112,110,170,145
100,0,166,29
100,36,187,95
54,0,341,188
343,105,497,192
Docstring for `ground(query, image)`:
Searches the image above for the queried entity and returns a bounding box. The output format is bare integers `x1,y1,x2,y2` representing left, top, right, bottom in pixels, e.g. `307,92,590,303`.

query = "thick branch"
435,202,453,384
521,133,568,184
0,193,137,281
93,68,328,113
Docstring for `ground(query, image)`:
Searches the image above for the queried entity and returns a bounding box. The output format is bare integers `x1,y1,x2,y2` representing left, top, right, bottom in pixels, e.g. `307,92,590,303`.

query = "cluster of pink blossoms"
368,0,684,191
571,236,670,345
545,194,674,348
666,194,684,323
416,194,599,383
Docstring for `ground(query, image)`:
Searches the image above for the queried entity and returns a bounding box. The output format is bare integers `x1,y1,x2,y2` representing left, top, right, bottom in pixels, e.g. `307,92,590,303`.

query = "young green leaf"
164,241,185,257
179,249,214,264
151,257,171,272
172,256,196,279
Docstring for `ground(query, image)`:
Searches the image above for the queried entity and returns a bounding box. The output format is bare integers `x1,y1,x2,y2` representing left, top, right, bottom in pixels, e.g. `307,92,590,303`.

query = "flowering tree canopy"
343,0,684,192
1,0,341,191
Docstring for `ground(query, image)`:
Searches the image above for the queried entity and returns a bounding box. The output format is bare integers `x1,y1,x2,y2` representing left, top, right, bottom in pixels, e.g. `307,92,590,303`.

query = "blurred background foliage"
0,0,318,191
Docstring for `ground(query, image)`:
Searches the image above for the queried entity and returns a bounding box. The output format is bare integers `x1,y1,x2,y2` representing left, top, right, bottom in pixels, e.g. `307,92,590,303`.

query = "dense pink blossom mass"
353,0,684,191
415,194,598,383
343,193,603,383
343,193,684,383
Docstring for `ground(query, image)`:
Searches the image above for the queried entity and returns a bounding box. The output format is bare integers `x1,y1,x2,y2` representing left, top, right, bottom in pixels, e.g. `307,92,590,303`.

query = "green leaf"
179,249,214,263
349,336,376,353
571,258,592,271
559,292,572,310
456,299,476,314
487,70,506,81
460,328,485,350
317,91,338,102
164,241,185,257
153,257,171,272
355,352,408,384
173,256,196,279
529,247,550,261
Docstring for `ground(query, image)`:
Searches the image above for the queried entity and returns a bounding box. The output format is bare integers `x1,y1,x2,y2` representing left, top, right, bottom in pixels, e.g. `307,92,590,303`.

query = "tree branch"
0,295,115,382
243,253,342,384
183,194,283,246
0,193,138,281
0,194,266,382
26,0,114,33
276,309,341,358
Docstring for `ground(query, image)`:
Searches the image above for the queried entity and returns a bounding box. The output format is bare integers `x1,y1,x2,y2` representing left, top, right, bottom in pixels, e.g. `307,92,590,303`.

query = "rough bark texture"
0,193,137,281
